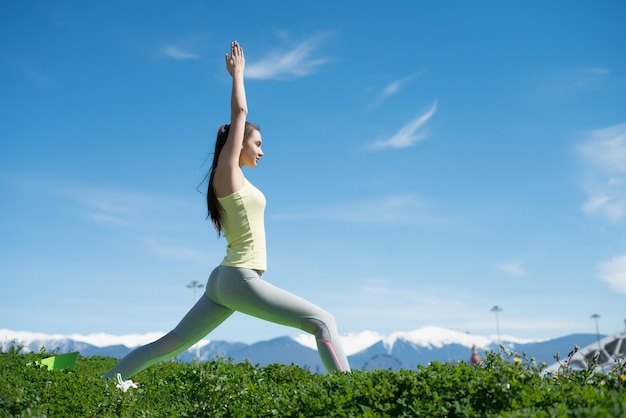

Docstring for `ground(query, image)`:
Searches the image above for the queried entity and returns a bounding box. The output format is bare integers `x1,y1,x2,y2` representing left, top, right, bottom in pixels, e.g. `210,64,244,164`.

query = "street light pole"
187,280,205,360
590,313,602,353
590,313,604,372
187,280,204,304
491,305,503,346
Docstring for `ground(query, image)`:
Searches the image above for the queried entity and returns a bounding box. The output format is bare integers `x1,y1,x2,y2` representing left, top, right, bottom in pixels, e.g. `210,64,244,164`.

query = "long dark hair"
205,121,260,236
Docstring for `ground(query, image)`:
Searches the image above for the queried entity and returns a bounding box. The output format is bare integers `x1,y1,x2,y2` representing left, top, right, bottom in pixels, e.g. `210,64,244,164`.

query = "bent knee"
301,313,336,340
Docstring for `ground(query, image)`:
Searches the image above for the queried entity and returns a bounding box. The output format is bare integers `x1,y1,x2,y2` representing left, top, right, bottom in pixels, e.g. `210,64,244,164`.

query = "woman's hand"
225,41,245,77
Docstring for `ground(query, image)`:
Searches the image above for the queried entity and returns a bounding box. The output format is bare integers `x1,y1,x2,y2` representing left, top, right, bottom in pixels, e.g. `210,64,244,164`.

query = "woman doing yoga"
103,41,351,382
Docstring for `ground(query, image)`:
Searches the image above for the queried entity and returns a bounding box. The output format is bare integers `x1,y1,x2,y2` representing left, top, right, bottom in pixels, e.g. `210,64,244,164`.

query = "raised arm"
214,41,248,197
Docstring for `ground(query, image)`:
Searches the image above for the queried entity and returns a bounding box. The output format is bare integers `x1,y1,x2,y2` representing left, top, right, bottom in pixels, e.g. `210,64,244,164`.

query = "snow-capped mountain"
0,327,603,373
294,326,514,355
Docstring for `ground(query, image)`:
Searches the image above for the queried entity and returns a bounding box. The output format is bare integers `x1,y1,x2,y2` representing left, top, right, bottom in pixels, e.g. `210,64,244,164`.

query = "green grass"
1,345,625,417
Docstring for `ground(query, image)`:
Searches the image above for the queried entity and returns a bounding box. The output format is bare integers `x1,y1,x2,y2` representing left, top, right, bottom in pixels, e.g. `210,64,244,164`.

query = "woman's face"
240,129,264,168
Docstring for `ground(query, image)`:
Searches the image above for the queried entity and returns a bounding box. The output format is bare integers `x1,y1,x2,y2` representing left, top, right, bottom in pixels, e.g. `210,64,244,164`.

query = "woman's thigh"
208,266,330,329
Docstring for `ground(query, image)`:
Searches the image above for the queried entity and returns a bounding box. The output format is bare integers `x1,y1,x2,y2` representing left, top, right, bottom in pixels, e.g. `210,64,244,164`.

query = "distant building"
544,330,626,374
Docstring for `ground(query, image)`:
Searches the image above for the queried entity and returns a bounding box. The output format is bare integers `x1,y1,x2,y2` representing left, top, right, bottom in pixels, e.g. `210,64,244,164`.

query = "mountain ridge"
1,326,540,355
1,327,603,373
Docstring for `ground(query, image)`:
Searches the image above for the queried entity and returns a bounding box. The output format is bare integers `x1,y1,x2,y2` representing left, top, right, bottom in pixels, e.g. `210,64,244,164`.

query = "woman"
104,41,351,383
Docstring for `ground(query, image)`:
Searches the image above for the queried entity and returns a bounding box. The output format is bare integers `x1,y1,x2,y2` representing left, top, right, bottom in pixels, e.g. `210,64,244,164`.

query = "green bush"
1,345,624,417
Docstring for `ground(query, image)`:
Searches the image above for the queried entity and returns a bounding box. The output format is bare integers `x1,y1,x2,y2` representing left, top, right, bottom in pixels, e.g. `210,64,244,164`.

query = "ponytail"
204,122,260,236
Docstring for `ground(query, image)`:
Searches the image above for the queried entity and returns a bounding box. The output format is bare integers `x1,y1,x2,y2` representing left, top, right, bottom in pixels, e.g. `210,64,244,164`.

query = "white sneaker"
116,373,139,392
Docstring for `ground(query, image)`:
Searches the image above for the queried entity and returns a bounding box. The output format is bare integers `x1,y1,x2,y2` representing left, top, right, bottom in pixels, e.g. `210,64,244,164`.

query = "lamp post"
590,314,601,353
491,305,503,346
187,280,204,304
591,313,603,372
187,280,204,360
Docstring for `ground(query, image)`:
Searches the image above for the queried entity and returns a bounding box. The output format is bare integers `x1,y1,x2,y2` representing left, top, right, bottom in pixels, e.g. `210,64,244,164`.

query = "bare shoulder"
213,166,245,198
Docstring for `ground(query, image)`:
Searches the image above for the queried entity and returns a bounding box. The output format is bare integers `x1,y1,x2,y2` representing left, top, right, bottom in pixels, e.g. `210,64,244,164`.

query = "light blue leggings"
103,266,350,379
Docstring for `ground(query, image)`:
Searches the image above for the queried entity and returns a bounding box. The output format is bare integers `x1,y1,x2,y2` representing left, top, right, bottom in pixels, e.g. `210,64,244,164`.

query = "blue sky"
2,1,625,344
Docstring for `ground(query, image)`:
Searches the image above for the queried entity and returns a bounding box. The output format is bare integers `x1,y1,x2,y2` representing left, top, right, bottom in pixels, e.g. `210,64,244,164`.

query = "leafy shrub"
1,345,624,417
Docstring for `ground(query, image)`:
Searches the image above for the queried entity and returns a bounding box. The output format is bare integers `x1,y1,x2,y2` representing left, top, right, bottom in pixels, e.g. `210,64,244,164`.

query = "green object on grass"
36,352,79,370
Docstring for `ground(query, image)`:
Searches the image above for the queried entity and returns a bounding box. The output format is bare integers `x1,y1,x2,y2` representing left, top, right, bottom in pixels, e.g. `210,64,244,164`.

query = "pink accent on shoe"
318,339,346,372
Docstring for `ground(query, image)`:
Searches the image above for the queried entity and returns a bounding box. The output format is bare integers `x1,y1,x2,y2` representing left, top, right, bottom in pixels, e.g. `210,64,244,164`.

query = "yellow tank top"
217,179,267,271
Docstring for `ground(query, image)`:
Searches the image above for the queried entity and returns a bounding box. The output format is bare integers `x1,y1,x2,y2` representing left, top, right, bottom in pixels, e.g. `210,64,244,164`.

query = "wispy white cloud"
581,67,611,75
333,277,582,340
368,101,437,150
381,80,403,97
578,123,626,222
163,45,201,61
143,239,210,264
58,183,214,261
496,262,525,277
367,71,424,109
61,185,190,227
581,194,626,222
7,177,213,265
554,66,613,92
22,63,58,87
273,193,450,226
4,56,58,87
597,254,626,295
246,34,329,80
73,189,138,226
87,212,126,226
355,278,479,322
579,124,626,173
161,39,202,61
381,71,423,99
